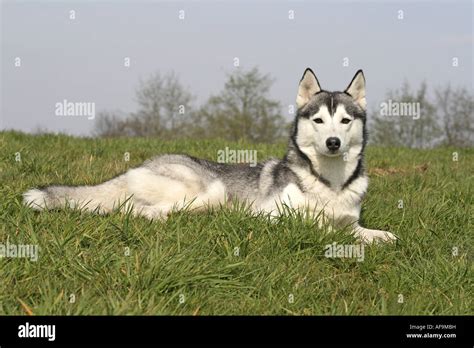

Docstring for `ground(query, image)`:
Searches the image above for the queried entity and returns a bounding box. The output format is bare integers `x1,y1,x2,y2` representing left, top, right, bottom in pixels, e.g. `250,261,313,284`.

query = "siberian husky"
23,69,396,243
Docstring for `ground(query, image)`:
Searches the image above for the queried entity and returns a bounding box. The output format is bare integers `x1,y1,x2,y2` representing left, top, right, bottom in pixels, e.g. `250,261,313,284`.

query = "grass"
0,130,472,315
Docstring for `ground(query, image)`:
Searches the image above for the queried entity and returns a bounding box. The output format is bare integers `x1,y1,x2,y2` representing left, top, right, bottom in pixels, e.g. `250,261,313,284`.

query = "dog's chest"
274,173,368,217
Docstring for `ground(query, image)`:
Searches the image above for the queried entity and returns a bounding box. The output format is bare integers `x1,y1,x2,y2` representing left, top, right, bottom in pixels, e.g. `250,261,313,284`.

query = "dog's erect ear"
296,68,321,109
345,70,366,110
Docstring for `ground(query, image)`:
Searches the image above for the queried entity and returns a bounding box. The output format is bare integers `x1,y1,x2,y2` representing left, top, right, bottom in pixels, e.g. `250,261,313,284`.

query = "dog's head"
294,68,367,157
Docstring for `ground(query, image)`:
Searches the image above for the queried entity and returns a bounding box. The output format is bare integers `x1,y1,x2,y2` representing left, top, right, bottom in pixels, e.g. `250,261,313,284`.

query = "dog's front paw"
354,227,397,244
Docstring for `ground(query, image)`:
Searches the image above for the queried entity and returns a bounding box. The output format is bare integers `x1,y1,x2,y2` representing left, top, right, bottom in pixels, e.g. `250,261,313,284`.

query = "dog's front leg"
353,225,397,244
333,211,397,244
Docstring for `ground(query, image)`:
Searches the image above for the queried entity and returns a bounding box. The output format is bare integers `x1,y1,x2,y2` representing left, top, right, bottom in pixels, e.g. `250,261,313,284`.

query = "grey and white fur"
23,68,396,243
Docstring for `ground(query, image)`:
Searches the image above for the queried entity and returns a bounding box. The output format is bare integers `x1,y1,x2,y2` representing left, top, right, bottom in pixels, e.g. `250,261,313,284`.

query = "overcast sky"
1,0,472,136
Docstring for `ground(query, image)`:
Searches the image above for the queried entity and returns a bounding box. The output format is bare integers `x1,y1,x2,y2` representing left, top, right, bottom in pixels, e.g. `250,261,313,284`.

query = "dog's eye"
341,118,352,124
313,118,323,124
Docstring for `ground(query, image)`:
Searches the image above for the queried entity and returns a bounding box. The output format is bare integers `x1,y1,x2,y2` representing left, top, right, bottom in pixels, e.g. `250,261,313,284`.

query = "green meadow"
0,131,472,315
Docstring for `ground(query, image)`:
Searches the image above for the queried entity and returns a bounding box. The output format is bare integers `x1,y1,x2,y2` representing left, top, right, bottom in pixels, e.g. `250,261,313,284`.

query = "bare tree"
196,67,286,143
135,72,193,134
371,81,440,148
371,82,473,148
95,72,193,138
434,85,473,147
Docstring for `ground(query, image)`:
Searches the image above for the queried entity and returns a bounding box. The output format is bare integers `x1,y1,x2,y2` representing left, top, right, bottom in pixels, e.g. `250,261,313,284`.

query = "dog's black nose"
326,137,341,151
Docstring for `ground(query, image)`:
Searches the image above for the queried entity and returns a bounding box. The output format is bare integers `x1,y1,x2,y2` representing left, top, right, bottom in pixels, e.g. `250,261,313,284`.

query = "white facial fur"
298,104,364,157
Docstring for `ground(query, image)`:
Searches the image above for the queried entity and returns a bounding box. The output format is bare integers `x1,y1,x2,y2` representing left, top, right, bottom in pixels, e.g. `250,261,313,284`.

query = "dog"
23,68,396,243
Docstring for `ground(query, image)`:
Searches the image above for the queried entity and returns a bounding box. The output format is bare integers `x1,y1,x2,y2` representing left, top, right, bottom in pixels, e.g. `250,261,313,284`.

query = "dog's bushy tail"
23,175,129,213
